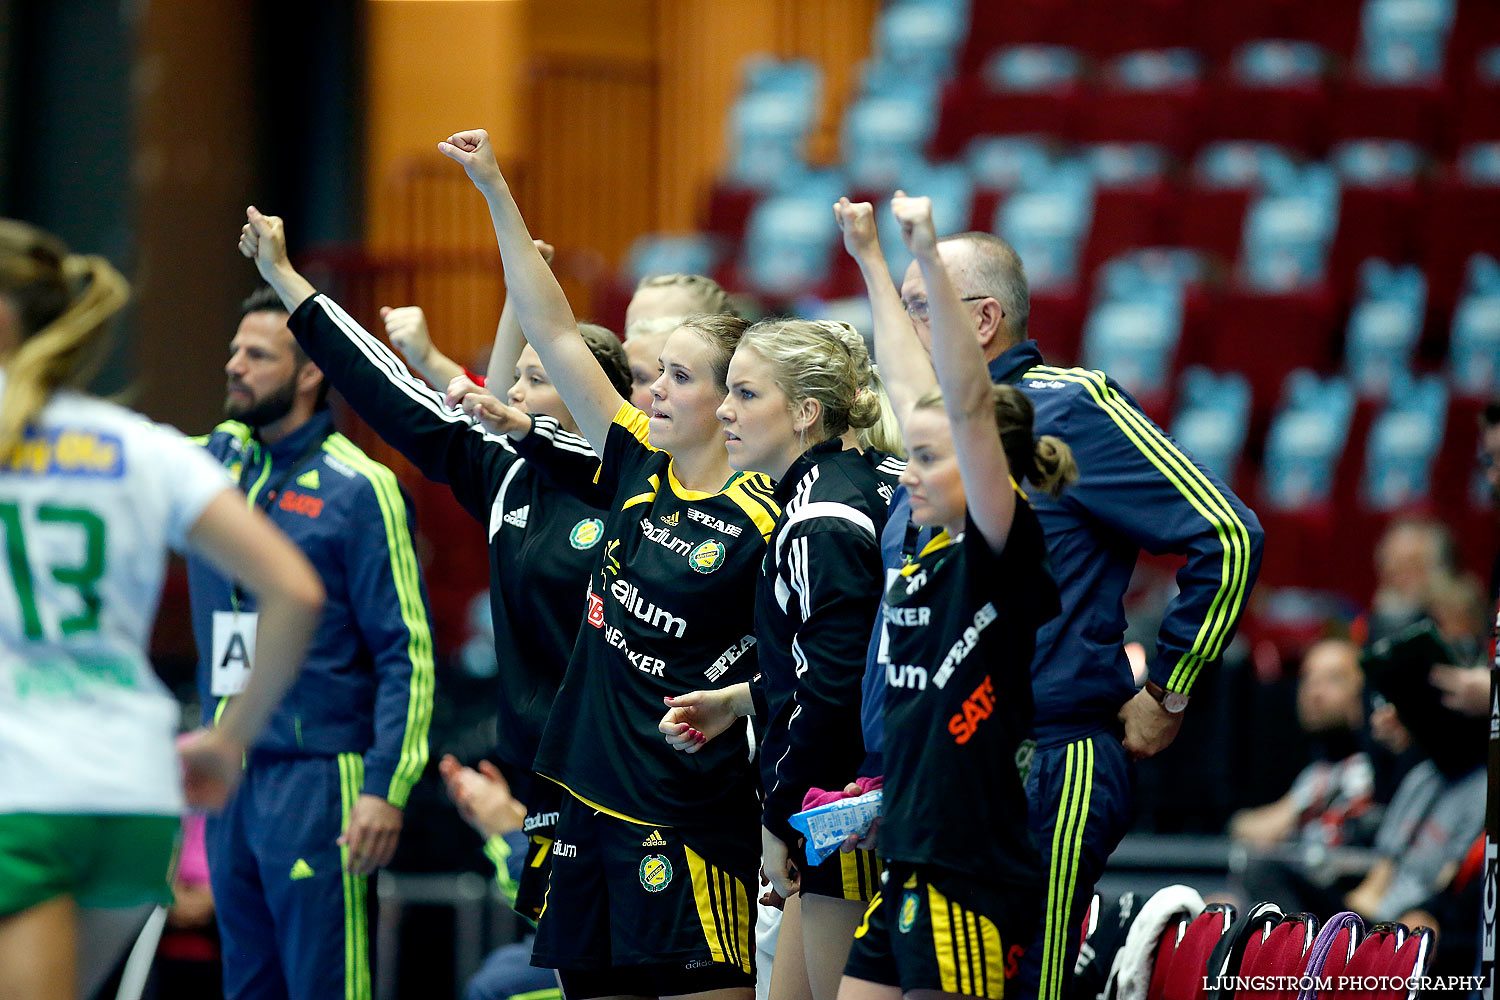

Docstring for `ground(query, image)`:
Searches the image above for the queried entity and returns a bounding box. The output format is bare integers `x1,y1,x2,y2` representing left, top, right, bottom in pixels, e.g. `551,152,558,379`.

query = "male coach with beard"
186,286,435,1000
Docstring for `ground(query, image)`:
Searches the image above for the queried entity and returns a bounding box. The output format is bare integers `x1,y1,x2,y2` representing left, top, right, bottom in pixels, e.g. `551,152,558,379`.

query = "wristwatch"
1144,680,1189,714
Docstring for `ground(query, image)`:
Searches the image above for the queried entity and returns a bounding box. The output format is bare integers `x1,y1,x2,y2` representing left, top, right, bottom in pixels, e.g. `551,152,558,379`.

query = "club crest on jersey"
659,510,680,527
898,892,919,933
639,854,673,892
569,517,604,549
689,539,726,574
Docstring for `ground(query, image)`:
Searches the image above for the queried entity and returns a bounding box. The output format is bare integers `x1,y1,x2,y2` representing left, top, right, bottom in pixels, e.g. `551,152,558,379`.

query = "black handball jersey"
756,440,896,845
287,294,605,771
878,494,1059,887
518,403,778,827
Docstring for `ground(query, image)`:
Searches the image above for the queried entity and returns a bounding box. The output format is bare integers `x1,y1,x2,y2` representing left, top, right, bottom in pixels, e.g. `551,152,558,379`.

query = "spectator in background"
622,272,733,411
1362,518,1458,646
1229,639,1377,850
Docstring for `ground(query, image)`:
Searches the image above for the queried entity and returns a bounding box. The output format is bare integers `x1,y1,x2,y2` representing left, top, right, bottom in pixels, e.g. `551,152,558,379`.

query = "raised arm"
380,306,465,388
893,193,1016,553
439,130,623,452
836,197,935,422
487,239,556,383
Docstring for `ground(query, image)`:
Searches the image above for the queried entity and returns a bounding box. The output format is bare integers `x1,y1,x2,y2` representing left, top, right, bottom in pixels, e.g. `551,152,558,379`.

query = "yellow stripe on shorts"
685,846,753,974
839,848,883,901
928,882,1008,999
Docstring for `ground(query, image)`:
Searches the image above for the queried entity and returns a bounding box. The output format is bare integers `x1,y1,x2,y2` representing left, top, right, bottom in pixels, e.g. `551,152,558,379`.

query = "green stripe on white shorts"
0,813,179,917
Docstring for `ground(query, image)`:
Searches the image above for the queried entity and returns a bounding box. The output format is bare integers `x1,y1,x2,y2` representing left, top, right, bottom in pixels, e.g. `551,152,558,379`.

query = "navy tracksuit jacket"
188,410,435,1000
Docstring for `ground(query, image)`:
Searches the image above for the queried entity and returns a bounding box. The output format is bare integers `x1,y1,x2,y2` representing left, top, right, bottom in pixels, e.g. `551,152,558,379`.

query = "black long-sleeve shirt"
287,294,606,770
756,441,899,846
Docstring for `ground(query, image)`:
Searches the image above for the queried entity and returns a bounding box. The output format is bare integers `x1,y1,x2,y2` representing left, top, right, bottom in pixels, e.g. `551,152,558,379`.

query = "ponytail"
0,220,130,457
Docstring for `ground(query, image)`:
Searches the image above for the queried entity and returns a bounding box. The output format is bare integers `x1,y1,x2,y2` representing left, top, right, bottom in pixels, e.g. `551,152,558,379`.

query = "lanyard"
230,428,330,609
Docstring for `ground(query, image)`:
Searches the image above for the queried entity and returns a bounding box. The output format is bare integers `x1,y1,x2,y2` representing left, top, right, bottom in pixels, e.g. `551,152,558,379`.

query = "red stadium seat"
1286,0,1365,57
958,0,1076,73
1030,286,1089,366
931,84,1086,160
1420,175,1500,310
1382,927,1434,1000
1206,286,1341,419
704,183,762,244
1312,924,1362,987
1159,905,1234,1000
1327,82,1451,151
1234,913,1319,1000
1148,917,1189,1000
1081,88,1203,158
1083,183,1176,275
1195,83,1332,156
1327,185,1424,294
1321,926,1404,1000
1172,187,1253,263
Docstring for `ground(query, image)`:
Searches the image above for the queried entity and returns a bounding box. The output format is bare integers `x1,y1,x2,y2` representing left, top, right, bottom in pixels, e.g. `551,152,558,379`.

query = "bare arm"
1228,794,1298,846
178,490,323,809
380,306,465,388
439,130,623,452
836,197,935,424
187,491,324,746
487,239,556,384
895,193,1017,553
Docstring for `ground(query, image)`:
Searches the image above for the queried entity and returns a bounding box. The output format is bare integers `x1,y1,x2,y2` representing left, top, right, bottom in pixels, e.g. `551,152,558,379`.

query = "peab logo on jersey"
640,855,673,892
569,517,604,549
686,507,743,538
689,539,726,574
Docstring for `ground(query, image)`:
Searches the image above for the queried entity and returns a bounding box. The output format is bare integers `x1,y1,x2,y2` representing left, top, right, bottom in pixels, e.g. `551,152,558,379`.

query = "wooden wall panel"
525,60,658,292
361,0,877,268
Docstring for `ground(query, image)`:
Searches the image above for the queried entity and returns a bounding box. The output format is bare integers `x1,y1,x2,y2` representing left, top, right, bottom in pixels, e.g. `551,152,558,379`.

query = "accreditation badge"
210,610,258,696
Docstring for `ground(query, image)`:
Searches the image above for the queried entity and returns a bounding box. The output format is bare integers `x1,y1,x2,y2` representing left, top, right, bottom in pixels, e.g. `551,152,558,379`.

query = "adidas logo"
641,829,667,848
289,859,315,881
296,469,320,490
504,505,530,529
659,511,679,527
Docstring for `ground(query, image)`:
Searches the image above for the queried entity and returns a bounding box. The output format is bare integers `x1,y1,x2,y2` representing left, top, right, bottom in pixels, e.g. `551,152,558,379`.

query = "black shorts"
843,864,1038,999
530,793,757,990
514,779,563,922
799,846,882,902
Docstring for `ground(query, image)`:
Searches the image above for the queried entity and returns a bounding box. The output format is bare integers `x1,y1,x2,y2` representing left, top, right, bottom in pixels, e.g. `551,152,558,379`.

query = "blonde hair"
858,364,905,457
914,382,1077,497
737,319,888,446
634,272,731,313
0,220,130,457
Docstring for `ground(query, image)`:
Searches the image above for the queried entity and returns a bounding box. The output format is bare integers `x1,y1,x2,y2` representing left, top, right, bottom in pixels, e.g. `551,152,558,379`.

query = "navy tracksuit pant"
1014,730,1135,1000
206,750,375,1000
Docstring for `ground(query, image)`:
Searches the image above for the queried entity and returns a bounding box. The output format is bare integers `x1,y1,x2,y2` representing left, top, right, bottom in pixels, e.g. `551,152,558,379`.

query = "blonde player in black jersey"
834,195,1076,1000
440,128,774,1000
655,318,900,1000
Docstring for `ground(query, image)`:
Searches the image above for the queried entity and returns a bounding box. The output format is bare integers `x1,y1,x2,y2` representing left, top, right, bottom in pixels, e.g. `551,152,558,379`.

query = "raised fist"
380,306,434,364
437,129,505,192
891,190,938,259
238,206,291,280
445,374,530,437
834,197,880,260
